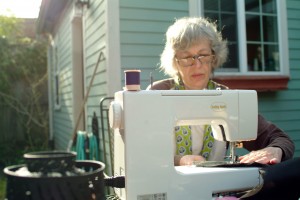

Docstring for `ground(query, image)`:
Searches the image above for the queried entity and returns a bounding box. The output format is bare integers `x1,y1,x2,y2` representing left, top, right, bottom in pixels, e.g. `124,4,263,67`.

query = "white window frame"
189,0,289,77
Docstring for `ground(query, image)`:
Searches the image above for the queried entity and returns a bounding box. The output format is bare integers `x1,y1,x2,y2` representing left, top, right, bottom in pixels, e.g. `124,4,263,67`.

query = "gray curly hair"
160,17,228,78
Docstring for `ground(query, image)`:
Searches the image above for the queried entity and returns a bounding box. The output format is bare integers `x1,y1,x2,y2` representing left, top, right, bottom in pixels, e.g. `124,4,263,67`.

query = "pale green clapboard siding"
51,5,74,150
119,0,189,89
84,0,108,107
45,0,112,169
83,0,109,167
287,0,300,157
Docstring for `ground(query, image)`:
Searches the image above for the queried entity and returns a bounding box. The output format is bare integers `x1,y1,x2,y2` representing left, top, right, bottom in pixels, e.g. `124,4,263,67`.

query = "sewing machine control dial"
109,101,122,129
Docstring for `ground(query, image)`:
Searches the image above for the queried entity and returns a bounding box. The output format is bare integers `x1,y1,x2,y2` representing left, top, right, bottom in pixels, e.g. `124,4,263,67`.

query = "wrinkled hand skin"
238,147,283,165
176,155,206,166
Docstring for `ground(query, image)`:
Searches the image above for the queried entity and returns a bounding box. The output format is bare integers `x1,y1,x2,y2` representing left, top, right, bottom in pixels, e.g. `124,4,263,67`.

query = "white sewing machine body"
109,90,260,200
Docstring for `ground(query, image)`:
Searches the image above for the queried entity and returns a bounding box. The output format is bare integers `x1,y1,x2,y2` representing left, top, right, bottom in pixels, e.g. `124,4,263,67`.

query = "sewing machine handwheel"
109,101,122,129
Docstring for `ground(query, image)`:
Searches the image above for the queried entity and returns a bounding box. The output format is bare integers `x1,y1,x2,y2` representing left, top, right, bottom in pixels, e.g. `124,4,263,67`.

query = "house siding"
284,0,300,157
51,4,74,150
44,0,300,160
119,0,189,89
84,0,108,123
83,0,114,174
51,0,109,151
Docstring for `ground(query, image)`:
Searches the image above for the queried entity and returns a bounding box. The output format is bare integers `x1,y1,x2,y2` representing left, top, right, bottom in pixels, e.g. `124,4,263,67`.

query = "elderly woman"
147,17,294,166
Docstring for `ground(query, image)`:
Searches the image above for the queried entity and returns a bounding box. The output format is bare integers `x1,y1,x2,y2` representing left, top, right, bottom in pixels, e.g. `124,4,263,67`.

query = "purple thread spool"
124,70,141,91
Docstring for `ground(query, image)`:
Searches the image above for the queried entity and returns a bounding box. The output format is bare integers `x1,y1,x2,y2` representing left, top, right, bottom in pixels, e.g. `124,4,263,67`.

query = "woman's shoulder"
146,78,175,90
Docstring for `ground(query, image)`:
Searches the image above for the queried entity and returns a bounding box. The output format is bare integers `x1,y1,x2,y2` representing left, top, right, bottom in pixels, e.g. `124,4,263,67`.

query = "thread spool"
124,70,141,91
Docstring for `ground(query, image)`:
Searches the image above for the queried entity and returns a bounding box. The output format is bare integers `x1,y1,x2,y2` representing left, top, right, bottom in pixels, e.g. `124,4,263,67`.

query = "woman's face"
175,40,213,90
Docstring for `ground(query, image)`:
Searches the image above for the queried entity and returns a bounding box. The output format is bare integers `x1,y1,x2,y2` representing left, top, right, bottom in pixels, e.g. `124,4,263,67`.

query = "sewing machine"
109,90,261,200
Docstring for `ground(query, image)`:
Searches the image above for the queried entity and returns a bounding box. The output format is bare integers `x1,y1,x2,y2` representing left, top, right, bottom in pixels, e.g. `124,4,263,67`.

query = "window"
54,73,60,109
244,0,279,72
203,0,239,71
189,0,289,91
50,44,61,109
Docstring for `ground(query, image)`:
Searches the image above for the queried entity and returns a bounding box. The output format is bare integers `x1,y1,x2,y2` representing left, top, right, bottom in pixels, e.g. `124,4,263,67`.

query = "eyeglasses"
175,54,215,67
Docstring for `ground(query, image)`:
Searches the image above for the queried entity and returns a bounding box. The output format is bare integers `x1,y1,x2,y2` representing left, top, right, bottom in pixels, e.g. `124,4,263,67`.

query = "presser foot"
192,160,240,167
224,155,239,164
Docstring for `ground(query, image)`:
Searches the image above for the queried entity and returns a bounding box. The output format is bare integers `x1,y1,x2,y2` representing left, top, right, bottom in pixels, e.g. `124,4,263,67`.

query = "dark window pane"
263,16,278,42
204,12,219,22
246,14,261,41
55,74,60,105
221,0,236,12
222,42,239,70
221,14,237,41
264,44,279,71
204,0,219,11
262,0,277,13
247,44,279,72
245,0,260,12
247,44,262,71
204,0,238,70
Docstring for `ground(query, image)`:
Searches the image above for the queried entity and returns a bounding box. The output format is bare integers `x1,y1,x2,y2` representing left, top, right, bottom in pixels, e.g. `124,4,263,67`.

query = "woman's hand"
175,155,206,166
238,147,283,165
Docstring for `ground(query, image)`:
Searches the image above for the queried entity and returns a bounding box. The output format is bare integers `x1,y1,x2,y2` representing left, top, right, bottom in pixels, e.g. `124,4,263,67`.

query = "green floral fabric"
174,79,216,160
